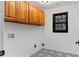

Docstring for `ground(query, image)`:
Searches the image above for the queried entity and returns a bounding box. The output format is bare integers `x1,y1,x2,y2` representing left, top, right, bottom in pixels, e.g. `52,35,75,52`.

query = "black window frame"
53,12,68,33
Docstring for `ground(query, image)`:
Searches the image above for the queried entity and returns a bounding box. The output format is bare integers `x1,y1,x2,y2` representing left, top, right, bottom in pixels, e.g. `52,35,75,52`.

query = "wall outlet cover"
8,33,15,39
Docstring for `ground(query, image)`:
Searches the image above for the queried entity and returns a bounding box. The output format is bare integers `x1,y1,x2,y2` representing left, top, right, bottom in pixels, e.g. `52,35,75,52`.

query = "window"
53,12,68,33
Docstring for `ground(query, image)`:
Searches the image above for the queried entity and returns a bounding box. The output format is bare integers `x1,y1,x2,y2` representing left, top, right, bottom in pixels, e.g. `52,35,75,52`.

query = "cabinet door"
4,1,16,22
8,1,16,18
29,4,38,24
24,2,28,23
19,2,26,22
41,11,45,25
15,1,20,22
15,1,28,23
4,1,9,17
38,10,45,25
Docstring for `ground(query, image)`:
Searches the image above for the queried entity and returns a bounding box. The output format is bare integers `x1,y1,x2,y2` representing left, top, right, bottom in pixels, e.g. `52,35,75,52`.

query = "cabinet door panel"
41,12,45,25
38,10,45,25
15,1,20,21
4,1,9,17
38,10,41,24
19,2,25,21
20,2,28,23
29,5,38,24
15,1,28,23
8,1,15,18
24,2,28,23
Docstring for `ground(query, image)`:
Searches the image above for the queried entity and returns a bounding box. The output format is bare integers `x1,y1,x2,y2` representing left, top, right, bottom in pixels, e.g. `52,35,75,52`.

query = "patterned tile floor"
30,48,79,57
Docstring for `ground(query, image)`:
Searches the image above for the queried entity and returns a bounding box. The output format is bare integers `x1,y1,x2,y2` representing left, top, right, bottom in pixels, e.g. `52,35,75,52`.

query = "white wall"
4,22,44,57
44,3,79,54
0,2,4,51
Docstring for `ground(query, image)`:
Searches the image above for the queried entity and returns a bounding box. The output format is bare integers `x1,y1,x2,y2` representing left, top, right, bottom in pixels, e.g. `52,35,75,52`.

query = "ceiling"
29,1,78,10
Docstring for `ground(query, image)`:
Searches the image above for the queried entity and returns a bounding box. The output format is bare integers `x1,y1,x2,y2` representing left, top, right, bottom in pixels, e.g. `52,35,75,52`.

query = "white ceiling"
29,1,78,10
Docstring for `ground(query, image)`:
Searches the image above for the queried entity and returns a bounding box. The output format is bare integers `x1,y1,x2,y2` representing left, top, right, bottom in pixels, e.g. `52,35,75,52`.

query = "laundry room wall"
0,1,4,52
4,22,44,57
44,2,79,55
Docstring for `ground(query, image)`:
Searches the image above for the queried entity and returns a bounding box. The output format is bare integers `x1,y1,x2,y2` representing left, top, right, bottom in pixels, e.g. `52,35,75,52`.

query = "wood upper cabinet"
28,3,45,25
4,1,45,26
29,4,38,24
4,1,29,23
